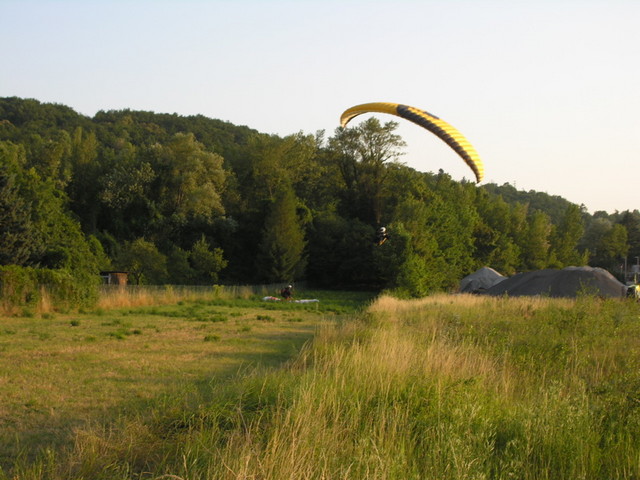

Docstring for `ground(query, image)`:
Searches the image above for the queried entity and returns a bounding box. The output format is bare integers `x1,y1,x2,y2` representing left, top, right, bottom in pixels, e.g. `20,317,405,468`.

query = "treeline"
1,97,638,301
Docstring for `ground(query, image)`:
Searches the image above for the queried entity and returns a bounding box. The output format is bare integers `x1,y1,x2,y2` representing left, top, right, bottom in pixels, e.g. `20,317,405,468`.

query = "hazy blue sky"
2,0,638,213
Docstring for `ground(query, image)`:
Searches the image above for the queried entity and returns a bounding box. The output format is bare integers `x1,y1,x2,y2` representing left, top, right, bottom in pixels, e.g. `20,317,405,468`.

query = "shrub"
0,265,99,314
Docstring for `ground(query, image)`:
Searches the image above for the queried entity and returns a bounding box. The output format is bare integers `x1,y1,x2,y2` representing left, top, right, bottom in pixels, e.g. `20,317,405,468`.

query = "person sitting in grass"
280,284,293,300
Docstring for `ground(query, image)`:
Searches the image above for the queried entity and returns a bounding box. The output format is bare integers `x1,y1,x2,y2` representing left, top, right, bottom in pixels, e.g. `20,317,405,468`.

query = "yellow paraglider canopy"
340,102,484,183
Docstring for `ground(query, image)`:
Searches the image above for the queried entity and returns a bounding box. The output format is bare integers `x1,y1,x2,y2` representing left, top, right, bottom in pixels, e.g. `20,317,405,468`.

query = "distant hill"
0,97,608,224
0,96,260,167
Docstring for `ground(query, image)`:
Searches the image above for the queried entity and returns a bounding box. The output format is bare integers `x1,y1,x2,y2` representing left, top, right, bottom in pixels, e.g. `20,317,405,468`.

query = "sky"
1,0,639,214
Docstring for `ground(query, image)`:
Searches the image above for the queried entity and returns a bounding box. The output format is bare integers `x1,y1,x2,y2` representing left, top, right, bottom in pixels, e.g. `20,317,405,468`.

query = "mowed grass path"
0,291,373,469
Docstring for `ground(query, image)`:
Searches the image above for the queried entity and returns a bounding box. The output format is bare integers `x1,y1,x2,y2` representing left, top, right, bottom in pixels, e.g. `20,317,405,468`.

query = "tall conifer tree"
257,186,306,283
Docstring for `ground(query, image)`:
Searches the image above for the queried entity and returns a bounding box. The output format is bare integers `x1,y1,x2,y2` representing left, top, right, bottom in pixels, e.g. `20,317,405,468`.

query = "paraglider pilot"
375,227,389,246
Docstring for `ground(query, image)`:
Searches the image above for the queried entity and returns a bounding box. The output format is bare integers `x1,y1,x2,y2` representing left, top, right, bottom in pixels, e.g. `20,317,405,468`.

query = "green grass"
4,291,639,479
0,289,374,477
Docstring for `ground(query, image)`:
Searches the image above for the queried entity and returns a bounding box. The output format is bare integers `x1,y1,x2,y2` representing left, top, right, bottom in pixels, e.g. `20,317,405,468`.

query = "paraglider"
340,102,484,183
375,226,389,246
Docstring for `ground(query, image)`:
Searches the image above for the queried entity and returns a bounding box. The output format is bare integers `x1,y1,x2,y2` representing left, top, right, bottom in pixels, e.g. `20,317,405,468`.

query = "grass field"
0,288,375,478
2,290,640,479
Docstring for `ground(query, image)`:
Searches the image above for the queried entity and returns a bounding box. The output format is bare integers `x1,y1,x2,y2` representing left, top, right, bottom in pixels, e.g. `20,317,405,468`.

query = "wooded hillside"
2,97,639,300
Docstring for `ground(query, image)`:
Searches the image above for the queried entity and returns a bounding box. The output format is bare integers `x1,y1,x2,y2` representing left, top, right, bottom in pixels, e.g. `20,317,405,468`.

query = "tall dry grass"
172,293,639,479
95,284,271,310
3,284,265,316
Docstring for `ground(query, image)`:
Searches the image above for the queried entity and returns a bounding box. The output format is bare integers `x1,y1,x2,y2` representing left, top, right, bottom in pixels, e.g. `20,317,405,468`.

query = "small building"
100,271,129,285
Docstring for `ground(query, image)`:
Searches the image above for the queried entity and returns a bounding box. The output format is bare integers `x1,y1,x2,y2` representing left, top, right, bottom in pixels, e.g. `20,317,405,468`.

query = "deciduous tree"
330,118,405,224
189,235,227,284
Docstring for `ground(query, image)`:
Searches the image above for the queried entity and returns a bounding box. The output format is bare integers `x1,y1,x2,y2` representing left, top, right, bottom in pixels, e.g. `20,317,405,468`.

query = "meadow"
2,289,640,479
0,286,373,478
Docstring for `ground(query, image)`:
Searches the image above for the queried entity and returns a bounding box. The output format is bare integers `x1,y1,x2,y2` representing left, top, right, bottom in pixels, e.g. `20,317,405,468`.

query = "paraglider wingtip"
340,102,484,183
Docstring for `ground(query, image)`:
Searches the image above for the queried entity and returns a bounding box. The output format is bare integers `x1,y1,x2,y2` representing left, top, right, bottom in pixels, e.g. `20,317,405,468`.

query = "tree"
166,246,194,285
99,157,156,238
26,130,72,188
225,132,318,282
549,204,588,267
428,174,480,286
256,186,307,283
0,148,37,265
242,132,317,202
0,140,108,277
520,210,552,270
189,235,227,284
153,133,226,221
330,117,406,224
390,196,447,295
306,212,380,288
618,210,640,261
581,217,616,267
116,238,168,284
591,223,628,274
473,189,521,275
67,127,101,231
92,139,158,240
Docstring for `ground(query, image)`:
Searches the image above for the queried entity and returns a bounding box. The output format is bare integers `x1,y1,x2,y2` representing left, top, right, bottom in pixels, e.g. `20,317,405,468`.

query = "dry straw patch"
368,295,504,386
366,293,575,399
369,293,574,316
96,284,265,310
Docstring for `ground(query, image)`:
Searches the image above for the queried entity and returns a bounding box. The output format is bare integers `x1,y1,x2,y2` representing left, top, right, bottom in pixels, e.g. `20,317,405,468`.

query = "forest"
1,96,638,305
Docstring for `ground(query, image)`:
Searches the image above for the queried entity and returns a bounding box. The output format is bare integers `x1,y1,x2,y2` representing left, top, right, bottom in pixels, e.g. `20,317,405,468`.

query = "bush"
0,265,99,314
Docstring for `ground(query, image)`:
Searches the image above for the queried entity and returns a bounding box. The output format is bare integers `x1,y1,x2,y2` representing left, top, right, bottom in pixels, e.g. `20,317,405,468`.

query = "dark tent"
483,266,626,298
460,267,506,293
